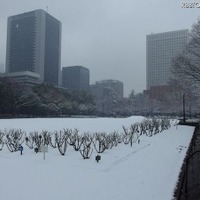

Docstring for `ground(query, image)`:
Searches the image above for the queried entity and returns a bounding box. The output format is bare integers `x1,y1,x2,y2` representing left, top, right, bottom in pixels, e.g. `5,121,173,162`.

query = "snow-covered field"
0,116,194,200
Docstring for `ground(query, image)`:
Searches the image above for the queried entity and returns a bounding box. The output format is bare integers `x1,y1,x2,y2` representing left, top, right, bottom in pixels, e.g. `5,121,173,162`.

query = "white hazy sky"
0,0,199,96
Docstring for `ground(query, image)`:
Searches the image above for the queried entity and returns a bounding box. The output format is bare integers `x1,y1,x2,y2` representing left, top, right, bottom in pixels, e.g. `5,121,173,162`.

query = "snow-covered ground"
0,116,194,200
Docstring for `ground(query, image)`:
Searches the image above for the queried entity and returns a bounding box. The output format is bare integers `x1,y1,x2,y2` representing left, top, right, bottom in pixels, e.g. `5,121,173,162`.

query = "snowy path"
101,143,151,172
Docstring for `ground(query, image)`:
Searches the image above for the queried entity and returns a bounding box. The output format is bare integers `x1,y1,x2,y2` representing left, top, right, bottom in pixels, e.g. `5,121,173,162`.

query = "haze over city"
0,0,199,96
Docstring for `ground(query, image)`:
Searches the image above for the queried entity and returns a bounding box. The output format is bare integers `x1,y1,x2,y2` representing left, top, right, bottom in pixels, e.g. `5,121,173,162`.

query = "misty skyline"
0,0,199,96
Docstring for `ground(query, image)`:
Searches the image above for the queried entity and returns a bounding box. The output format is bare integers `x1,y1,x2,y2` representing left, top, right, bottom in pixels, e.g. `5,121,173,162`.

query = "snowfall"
0,116,194,200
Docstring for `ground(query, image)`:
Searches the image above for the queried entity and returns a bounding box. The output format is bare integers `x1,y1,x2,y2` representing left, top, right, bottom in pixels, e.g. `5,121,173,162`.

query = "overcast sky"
0,0,199,96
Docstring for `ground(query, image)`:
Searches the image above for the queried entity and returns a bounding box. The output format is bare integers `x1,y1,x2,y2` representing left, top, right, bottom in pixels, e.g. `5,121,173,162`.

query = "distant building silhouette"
0,63,4,73
91,79,123,99
62,66,90,92
5,9,62,86
146,29,189,90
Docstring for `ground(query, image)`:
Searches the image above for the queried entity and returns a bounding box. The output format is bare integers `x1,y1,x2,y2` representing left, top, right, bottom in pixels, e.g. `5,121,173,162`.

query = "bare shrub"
5,129,25,152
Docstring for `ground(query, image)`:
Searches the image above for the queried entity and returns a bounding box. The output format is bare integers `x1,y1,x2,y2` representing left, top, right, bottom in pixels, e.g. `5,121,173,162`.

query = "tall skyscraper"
6,9,62,86
62,66,90,92
146,29,189,90
0,63,4,73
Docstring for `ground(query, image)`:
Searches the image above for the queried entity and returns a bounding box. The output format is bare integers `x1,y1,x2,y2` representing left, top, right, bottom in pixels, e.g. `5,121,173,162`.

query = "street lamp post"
183,94,186,123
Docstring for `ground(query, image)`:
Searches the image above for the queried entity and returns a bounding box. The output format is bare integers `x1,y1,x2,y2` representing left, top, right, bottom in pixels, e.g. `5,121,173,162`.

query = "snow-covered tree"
172,18,200,84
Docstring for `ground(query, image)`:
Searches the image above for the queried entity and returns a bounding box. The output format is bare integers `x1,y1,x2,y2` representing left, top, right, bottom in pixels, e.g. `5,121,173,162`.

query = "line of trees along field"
0,76,198,118
0,78,96,117
1,76,200,118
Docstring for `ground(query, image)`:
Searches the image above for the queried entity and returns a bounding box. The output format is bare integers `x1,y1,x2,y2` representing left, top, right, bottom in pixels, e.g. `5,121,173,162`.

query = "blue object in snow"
19,145,23,155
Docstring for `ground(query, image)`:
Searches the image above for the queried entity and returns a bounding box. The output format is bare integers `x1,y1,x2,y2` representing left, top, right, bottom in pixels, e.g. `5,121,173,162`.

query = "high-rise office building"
0,63,4,73
62,66,90,92
6,9,62,86
146,29,189,90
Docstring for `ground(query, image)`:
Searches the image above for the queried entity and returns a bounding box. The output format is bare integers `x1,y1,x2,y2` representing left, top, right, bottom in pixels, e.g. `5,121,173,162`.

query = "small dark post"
95,155,101,163
34,147,39,153
19,145,23,155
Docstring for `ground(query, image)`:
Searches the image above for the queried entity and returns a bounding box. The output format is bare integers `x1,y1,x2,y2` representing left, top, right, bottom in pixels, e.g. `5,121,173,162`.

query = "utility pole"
183,94,186,123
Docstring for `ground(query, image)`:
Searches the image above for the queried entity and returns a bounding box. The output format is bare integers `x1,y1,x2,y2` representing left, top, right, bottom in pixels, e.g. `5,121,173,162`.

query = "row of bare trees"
0,118,171,159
